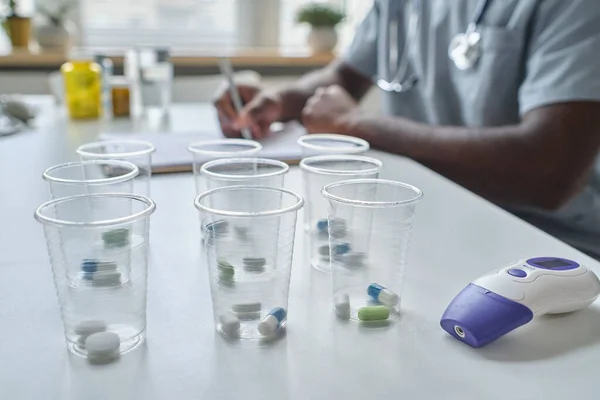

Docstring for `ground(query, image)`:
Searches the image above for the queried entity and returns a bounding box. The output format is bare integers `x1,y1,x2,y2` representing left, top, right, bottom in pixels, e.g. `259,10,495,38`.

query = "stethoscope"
377,0,492,93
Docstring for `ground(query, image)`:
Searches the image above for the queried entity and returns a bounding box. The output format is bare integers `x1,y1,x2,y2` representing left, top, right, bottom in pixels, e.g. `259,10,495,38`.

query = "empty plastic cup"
195,186,303,341
297,134,369,158
188,139,262,194
201,158,289,191
322,179,423,321
300,155,382,272
34,193,156,357
42,160,139,200
77,140,156,197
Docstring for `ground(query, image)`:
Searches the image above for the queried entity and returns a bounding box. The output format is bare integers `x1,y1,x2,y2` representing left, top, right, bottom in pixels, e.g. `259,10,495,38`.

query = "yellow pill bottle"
61,60,103,119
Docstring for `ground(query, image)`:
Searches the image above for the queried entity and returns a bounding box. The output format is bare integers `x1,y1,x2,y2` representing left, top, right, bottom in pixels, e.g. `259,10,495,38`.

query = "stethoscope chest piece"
448,29,482,71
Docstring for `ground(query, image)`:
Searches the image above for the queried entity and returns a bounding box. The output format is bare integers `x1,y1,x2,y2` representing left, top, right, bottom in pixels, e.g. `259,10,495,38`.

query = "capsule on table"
258,307,286,335
358,306,390,321
367,283,400,307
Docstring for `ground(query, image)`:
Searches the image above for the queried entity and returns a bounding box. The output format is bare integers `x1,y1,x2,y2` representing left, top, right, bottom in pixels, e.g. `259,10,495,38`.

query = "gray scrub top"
344,0,600,259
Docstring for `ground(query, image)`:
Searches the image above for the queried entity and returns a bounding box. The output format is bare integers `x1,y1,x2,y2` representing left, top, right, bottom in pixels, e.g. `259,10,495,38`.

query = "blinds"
78,0,372,51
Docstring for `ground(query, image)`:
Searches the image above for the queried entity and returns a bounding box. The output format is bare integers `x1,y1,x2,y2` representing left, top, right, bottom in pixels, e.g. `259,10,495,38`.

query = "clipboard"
101,122,306,174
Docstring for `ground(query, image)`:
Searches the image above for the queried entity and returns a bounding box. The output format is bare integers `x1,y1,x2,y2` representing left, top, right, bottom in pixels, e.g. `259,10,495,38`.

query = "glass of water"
34,193,156,358
42,160,139,199
188,139,262,194
76,140,156,197
194,186,304,341
297,134,369,158
322,179,423,321
299,155,382,272
201,158,289,191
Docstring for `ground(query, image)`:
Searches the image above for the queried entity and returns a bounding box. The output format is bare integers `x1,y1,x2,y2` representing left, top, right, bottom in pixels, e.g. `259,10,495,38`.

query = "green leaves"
296,3,345,28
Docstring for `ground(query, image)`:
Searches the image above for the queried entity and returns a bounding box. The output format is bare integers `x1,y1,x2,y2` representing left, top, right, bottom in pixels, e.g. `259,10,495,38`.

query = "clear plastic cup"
321,179,423,321
194,186,304,341
34,193,156,358
76,140,156,197
201,158,289,191
42,160,139,200
297,134,369,158
188,139,262,194
299,155,382,272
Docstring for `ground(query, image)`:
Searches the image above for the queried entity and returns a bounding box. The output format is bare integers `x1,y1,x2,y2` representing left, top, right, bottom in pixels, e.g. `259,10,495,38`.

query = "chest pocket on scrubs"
450,26,525,127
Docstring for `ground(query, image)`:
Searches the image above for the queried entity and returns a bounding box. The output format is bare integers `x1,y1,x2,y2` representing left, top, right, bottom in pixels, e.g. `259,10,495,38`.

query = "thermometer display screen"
535,259,571,269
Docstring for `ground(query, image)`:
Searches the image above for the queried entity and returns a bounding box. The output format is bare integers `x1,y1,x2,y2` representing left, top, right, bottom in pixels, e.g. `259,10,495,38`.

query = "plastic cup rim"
42,160,139,185
34,193,156,228
321,178,423,208
194,185,304,217
76,139,156,159
297,133,369,154
188,138,262,157
201,158,289,181
299,154,382,176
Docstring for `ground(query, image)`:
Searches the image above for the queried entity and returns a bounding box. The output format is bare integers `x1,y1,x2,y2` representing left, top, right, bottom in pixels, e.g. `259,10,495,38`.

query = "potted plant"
35,0,75,51
2,0,32,48
296,3,344,54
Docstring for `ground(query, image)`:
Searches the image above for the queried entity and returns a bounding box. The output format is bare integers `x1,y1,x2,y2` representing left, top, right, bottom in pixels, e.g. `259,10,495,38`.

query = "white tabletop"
2,98,600,400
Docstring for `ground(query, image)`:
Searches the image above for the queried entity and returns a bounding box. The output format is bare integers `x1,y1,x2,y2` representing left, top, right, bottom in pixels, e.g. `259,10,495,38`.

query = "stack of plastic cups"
195,186,303,341
35,193,156,362
321,179,423,322
188,139,262,195
299,156,382,272
76,140,156,197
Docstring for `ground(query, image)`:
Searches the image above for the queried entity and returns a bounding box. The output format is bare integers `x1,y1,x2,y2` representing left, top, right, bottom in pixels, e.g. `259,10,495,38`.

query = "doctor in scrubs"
214,0,600,258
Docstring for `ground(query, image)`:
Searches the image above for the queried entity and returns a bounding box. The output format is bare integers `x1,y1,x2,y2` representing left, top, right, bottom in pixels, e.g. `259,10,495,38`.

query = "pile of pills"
219,306,286,337
334,283,400,321
81,259,121,287
74,320,120,364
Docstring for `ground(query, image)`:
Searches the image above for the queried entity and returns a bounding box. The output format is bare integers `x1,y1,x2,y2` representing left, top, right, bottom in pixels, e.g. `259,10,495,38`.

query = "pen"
218,58,252,140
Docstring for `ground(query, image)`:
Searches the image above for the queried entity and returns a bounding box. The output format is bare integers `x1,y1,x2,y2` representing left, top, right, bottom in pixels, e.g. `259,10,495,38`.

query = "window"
77,0,372,52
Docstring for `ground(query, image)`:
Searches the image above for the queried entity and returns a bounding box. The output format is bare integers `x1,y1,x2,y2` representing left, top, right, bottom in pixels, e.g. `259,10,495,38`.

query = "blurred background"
0,0,375,104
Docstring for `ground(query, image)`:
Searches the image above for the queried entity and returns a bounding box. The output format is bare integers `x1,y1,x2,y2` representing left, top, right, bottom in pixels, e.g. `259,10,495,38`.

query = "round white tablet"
85,332,120,362
74,320,107,336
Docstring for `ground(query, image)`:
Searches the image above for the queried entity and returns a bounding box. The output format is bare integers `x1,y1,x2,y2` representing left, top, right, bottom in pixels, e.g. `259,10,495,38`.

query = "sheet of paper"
100,122,306,173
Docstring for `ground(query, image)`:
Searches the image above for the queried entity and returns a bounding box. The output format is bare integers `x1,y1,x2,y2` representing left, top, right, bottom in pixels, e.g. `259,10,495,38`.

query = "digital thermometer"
440,257,600,348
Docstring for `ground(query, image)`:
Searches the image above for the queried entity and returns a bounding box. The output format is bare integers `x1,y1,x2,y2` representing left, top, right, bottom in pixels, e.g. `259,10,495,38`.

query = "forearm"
277,60,372,122
342,113,593,209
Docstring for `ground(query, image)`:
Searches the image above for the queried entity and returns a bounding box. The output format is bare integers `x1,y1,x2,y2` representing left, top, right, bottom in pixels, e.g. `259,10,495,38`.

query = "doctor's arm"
215,60,372,138
302,88,600,210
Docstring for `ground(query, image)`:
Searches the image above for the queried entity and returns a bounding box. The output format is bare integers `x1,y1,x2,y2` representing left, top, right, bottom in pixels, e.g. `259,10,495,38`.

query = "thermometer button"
508,268,527,278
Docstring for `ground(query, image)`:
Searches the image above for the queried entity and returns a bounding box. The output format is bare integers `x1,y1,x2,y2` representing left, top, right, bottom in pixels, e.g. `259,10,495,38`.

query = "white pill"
232,303,262,313
75,320,107,336
92,271,122,287
219,314,241,336
97,261,117,271
85,332,120,363
334,293,350,319
258,315,279,336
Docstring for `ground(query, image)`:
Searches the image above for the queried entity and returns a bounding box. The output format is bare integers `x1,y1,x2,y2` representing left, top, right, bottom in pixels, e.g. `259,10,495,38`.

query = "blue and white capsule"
368,283,400,307
258,307,287,335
